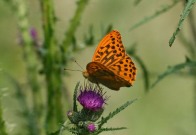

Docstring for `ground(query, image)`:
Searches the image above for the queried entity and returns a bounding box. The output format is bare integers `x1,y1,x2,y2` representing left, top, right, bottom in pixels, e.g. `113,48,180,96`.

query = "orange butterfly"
83,30,136,91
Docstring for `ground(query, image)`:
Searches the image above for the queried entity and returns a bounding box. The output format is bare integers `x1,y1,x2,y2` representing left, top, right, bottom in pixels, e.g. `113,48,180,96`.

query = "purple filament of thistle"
77,90,105,111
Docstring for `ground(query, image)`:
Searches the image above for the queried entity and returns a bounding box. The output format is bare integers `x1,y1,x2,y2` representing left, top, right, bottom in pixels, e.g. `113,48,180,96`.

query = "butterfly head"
82,69,97,84
82,70,89,79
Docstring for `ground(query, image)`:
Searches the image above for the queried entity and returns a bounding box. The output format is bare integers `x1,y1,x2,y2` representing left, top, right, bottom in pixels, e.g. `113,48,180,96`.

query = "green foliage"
129,0,180,32
98,127,127,132
152,59,196,88
93,127,127,135
54,83,137,135
0,104,7,135
134,0,142,6
4,73,38,135
1,0,196,134
169,0,196,46
73,82,80,112
100,24,113,37
62,0,89,52
5,0,42,133
57,120,69,135
40,0,64,132
98,98,137,128
84,25,95,46
2,0,91,134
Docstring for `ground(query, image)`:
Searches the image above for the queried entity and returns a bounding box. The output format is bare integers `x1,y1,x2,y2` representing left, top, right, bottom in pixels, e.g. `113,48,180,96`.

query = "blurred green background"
0,0,196,135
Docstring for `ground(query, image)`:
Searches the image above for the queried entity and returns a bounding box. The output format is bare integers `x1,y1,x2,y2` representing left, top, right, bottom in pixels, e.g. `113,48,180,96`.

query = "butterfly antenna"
64,58,84,72
64,68,82,72
73,59,85,71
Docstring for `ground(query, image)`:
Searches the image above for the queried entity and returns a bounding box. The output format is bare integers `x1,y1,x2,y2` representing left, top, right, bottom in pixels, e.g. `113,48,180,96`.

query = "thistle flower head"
30,27,38,41
77,84,106,111
65,82,136,135
87,122,96,132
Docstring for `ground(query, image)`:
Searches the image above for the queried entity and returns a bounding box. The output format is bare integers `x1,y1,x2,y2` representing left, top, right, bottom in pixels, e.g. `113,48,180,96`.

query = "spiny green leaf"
2,0,17,11
98,98,137,128
103,24,113,35
62,0,89,51
73,82,80,112
57,120,71,135
151,60,196,88
0,104,7,135
3,73,40,135
3,73,28,111
84,25,95,46
129,0,180,31
66,127,79,135
100,24,113,38
49,130,60,135
100,127,127,131
134,0,143,6
169,0,196,46
93,127,127,135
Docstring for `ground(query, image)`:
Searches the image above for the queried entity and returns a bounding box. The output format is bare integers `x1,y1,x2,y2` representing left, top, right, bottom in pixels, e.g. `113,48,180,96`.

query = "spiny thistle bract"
61,82,137,135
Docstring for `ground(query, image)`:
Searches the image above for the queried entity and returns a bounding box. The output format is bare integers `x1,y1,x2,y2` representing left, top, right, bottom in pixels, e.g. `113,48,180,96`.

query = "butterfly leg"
96,83,103,91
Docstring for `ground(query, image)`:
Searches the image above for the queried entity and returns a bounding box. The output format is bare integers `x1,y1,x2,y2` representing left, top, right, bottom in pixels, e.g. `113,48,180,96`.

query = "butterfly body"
83,30,136,91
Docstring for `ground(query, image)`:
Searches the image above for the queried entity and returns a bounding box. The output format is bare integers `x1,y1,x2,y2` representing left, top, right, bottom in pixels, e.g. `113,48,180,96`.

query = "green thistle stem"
62,0,89,52
40,0,64,132
59,119,69,135
0,103,7,135
15,0,42,134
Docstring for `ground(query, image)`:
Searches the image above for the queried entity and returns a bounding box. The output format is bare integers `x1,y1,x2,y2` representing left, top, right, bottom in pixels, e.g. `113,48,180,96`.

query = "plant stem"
15,0,42,134
61,0,89,109
59,119,69,135
62,0,89,52
0,103,7,135
188,8,196,47
40,0,64,132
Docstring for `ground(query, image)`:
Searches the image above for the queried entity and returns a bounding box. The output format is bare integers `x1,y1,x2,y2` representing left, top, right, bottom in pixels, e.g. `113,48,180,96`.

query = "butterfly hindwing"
86,62,131,90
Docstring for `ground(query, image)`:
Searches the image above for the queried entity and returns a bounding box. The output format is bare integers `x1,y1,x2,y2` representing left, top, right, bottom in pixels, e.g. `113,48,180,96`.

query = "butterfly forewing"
92,30,126,67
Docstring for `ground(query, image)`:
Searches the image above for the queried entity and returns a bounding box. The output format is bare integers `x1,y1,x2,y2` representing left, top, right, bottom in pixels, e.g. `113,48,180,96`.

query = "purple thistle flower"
87,123,96,132
29,27,43,48
77,84,106,111
30,27,38,41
